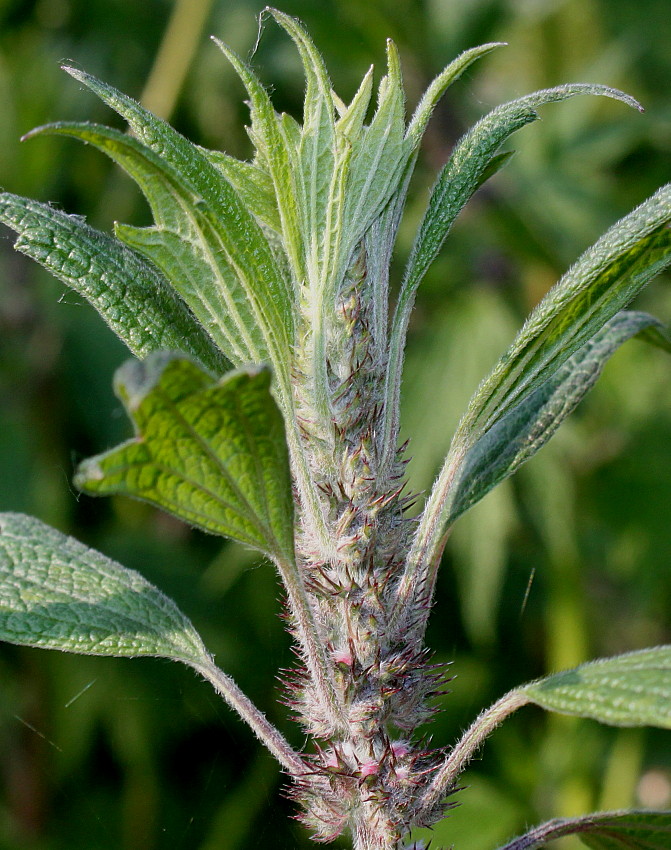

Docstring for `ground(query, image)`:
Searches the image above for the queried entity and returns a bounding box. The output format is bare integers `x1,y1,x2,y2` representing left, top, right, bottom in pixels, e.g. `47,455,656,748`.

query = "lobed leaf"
520,646,671,728
0,513,209,665
75,353,295,562
0,193,228,374
496,811,671,850
443,311,671,525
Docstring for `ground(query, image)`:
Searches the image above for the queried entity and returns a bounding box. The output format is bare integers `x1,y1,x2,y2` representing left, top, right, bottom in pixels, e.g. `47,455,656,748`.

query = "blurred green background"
0,0,669,848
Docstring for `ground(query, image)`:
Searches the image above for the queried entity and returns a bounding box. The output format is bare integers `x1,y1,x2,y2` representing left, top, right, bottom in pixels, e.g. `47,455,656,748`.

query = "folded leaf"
455,184,671,449
0,512,209,665
496,810,671,850
443,311,671,525
27,121,291,374
383,84,643,466
520,646,671,728
75,353,295,562
0,193,228,374
60,65,295,341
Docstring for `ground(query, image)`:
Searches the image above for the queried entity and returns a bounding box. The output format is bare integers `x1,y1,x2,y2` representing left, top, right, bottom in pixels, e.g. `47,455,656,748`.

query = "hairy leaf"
520,646,671,728
455,183,671,449
444,311,671,524
59,64,295,343
0,513,209,665
27,120,292,374
0,193,228,374
75,353,295,561
496,811,671,850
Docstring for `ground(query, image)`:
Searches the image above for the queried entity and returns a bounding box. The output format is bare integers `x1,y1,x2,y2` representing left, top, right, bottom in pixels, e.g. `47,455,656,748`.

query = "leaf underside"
497,810,671,850
0,512,208,665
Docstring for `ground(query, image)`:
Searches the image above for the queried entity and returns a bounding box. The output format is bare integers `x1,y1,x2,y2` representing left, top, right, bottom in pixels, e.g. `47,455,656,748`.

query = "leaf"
496,810,671,850
402,84,643,314
28,120,291,373
455,184,671,449
443,311,671,525
383,84,643,471
520,646,671,728
200,149,282,233
0,512,209,665
0,193,228,375
74,353,295,562
405,41,505,147
211,39,305,281
59,64,295,346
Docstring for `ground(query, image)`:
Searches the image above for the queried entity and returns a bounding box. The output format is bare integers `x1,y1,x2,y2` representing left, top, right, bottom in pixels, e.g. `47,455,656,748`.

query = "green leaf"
28,120,291,374
444,311,670,525
402,84,643,312
520,646,671,728
59,64,294,346
200,150,282,234
455,183,671,451
75,353,295,562
383,84,643,471
405,41,505,147
496,810,671,850
0,512,209,665
211,39,305,281
0,193,228,375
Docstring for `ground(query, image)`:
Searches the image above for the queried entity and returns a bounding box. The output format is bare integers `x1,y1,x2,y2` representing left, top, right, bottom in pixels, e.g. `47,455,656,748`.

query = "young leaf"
382,85,645,463
75,353,295,562
454,184,671,450
0,512,209,665
0,193,228,375
496,810,671,850
520,646,671,728
27,120,291,372
443,311,671,525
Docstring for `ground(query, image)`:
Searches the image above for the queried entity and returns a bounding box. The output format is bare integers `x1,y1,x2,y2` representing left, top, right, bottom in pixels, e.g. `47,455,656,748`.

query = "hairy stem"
191,657,308,776
420,690,530,812
276,554,347,734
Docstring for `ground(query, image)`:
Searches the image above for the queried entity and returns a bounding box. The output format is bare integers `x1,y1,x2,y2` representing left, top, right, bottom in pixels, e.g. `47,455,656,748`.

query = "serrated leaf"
497,811,671,850
455,184,671,450
444,311,670,525
75,353,295,562
0,512,209,665
29,120,291,373
0,193,228,375
520,646,671,728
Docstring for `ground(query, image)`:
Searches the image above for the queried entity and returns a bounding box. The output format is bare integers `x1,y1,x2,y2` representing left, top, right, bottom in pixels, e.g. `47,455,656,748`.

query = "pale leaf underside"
0,512,208,665
521,646,671,728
